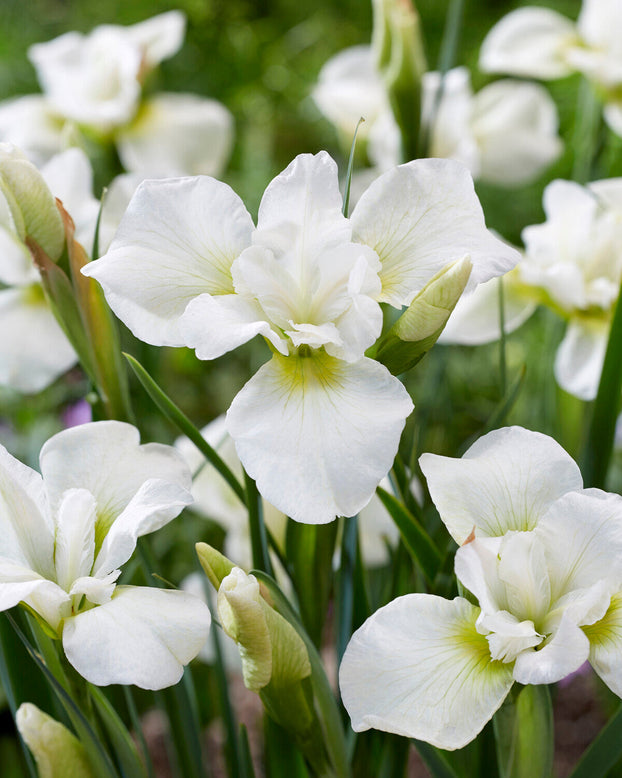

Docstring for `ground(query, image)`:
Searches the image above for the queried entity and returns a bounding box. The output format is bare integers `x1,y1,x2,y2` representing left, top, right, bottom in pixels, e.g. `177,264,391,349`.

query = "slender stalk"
571,78,602,184
498,276,507,398
245,470,274,575
123,687,156,778
582,281,622,488
336,516,358,664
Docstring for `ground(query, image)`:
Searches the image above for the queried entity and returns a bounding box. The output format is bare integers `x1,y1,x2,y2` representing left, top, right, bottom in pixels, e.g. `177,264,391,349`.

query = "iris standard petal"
419,426,583,543
351,158,519,307
82,176,254,346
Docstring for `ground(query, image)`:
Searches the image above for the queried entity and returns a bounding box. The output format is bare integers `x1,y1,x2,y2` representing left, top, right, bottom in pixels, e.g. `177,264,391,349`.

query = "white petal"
41,148,99,252
226,352,413,524
479,7,578,79
0,444,55,577
124,11,186,68
512,609,591,685
438,273,536,345
53,488,97,592
471,80,563,186
586,592,622,696
69,570,120,605
554,320,608,401
39,421,192,541
96,173,141,256
253,151,350,260
0,95,66,166
0,559,66,620
82,176,254,345
339,594,514,750
312,45,389,138
481,611,543,663
351,158,519,307
422,68,479,174
93,477,193,575
117,93,233,178
62,586,211,689
0,287,77,392
180,289,288,359
357,480,401,567
419,426,583,544
604,102,622,137
536,490,622,600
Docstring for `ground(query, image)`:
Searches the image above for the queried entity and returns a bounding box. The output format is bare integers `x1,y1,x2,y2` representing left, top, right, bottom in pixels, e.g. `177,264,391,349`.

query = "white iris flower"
83,151,517,524
480,0,622,136
440,177,622,400
340,426,622,750
0,12,233,179
0,421,210,689
312,46,562,187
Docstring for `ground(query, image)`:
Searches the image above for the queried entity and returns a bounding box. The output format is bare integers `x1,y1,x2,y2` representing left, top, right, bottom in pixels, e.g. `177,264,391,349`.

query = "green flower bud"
217,567,311,694
375,256,473,374
16,703,96,778
0,144,64,261
372,0,427,161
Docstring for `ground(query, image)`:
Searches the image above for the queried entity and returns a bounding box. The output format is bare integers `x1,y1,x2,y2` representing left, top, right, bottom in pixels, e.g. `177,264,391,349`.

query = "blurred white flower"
0,420,210,689
28,11,185,131
520,177,622,399
0,145,89,392
480,0,622,136
340,425,622,750
440,177,622,400
84,151,517,523
312,46,562,187
0,12,234,180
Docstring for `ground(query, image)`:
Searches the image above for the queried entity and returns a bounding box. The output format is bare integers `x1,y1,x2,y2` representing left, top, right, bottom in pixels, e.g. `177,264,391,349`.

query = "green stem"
581,281,622,488
498,276,507,398
571,78,602,184
245,470,274,575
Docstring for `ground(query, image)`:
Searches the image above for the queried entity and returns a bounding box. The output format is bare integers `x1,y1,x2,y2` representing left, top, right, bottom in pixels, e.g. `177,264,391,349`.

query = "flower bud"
372,0,427,161
0,144,64,261
16,703,96,778
217,567,311,694
375,256,473,373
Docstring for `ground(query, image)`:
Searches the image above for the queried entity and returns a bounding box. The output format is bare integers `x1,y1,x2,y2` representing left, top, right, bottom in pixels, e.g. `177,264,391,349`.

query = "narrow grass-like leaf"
413,739,461,778
125,353,246,503
5,613,119,778
0,618,38,778
122,686,155,778
376,487,442,583
90,686,148,778
342,117,365,218
156,670,207,778
568,703,622,778
239,724,257,778
264,717,309,778
582,281,622,488
252,571,349,778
